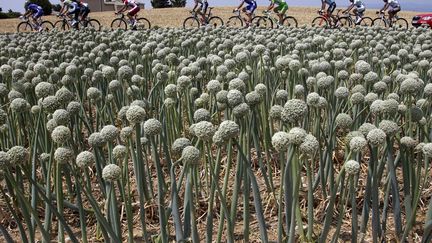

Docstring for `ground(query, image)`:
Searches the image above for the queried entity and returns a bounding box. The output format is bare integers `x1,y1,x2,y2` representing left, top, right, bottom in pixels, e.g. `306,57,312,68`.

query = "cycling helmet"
24,0,30,10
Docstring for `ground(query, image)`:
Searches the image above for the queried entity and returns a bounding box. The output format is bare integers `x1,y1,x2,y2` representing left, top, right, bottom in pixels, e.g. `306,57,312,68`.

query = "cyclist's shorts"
328,2,336,13
199,2,209,13
80,6,90,15
32,10,43,19
388,5,401,13
68,3,80,14
356,6,365,14
128,6,140,16
245,2,257,14
274,3,288,14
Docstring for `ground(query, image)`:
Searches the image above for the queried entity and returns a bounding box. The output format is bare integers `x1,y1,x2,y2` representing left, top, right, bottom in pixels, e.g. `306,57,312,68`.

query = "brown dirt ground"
0,6,422,33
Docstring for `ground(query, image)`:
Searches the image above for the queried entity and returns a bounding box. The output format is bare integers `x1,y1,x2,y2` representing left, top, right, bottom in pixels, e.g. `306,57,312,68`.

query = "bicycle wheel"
372,17,386,28
17,22,33,33
358,17,373,27
54,20,70,31
183,17,200,29
135,17,151,30
41,21,54,31
208,16,224,28
281,16,298,28
338,17,352,28
394,18,408,29
87,19,102,30
253,16,273,28
226,16,243,27
111,18,127,30
312,16,328,28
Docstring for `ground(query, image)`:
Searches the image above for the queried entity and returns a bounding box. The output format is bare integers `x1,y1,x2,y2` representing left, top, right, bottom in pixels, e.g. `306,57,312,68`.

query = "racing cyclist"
265,0,289,25
234,0,257,27
343,0,365,25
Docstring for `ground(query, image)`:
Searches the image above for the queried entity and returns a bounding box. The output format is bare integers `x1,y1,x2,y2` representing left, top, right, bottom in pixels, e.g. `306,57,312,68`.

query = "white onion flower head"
282,99,307,123
53,109,70,125
87,87,102,101
288,127,307,145
10,98,30,113
143,118,162,137
382,99,399,115
182,146,201,166
218,120,240,140
276,90,288,102
272,131,290,152
102,164,121,182
0,151,10,168
227,89,243,108
164,84,177,98
216,90,228,104
229,78,246,93
100,125,119,142
7,146,28,165
349,136,367,152
370,99,383,115
367,129,386,147
193,121,215,141
51,125,71,144
378,120,399,136
355,60,371,75
126,105,146,124
306,92,320,106
212,131,225,147
207,80,222,94
120,126,133,142
233,103,250,118
350,92,365,105
335,113,353,129
112,145,128,162
88,132,107,148
194,108,211,122
358,123,377,137
35,82,54,98
422,143,432,158
76,151,95,168
345,160,360,175
299,134,319,157
172,138,192,156
400,136,417,149
400,78,423,95
270,105,283,120
54,147,74,165
245,91,262,106
255,83,267,96
335,87,349,100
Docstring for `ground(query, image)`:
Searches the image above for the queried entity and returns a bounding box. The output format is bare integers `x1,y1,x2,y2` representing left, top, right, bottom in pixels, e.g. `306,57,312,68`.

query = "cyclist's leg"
128,6,140,27
244,4,253,25
327,2,336,24
279,3,288,24
32,10,43,29
355,7,365,24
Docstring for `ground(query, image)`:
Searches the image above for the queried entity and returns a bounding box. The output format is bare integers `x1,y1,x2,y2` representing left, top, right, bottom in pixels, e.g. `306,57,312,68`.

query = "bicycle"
226,10,255,28
372,11,408,29
252,10,298,28
110,13,151,30
338,10,373,27
17,16,54,33
183,7,224,29
54,14,101,31
311,9,347,28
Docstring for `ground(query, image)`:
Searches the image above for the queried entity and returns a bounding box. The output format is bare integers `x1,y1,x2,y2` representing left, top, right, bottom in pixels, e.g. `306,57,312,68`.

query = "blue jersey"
28,3,42,13
244,0,256,4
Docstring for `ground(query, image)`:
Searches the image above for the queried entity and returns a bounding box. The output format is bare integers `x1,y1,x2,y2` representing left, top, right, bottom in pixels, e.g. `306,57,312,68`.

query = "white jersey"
387,0,399,8
353,0,364,8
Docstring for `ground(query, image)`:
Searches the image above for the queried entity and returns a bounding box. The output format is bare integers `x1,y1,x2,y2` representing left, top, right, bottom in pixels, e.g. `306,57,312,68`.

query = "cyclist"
379,0,401,22
78,1,91,23
22,0,44,31
343,0,365,25
193,0,208,24
265,0,289,25
320,0,336,16
58,0,81,28
234,0,257,27
115,0,140,29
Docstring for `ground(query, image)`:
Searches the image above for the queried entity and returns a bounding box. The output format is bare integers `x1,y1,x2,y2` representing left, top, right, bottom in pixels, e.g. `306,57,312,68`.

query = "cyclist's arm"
344,3,354,12
192,1,199,12
320,0,326,11
236,1,245,10
23,10,32,18
116,5,127,14
58,4,67,15
267,2,275,11
380,3,389,12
